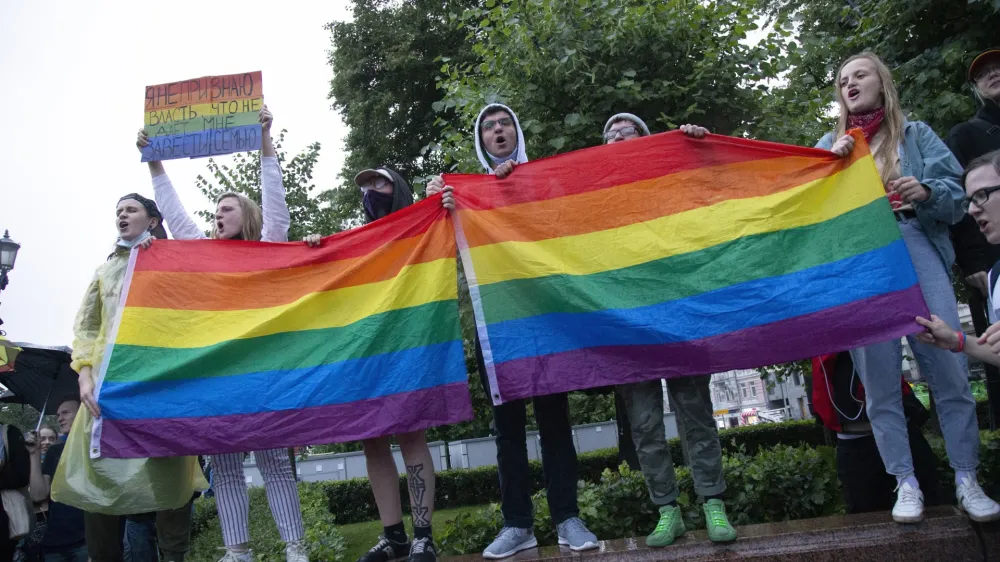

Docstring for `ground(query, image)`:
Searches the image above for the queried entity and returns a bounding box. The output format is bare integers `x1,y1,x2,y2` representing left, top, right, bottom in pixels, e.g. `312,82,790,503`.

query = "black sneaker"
407,537,436,562
357,535,410,562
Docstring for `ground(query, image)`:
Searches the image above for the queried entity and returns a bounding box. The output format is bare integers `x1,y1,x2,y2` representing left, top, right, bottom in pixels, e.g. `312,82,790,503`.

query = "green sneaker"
646,504,685,547
703,499,737,543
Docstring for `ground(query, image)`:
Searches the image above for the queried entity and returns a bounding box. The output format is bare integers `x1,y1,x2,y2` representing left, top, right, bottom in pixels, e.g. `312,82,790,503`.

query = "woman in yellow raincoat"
57,193,206,562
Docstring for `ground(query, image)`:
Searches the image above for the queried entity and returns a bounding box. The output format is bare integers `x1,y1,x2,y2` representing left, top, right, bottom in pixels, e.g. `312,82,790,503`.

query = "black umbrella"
0,343,78,416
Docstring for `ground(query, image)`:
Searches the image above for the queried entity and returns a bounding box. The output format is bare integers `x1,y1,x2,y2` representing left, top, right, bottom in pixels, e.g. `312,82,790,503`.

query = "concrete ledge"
446,506,997,561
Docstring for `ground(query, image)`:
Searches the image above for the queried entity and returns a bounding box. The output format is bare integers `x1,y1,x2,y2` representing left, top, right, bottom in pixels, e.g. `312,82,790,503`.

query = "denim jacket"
817,120,965,269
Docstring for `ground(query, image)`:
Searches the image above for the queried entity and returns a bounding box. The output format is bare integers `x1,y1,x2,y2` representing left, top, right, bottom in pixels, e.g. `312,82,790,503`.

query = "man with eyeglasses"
919,150,1000,372
428,103,599,559
946,48,1000,428
601,113,738,548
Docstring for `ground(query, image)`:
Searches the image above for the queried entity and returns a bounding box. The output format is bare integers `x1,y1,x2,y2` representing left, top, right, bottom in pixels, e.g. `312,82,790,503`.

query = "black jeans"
836,424,942,514
476,338,579,528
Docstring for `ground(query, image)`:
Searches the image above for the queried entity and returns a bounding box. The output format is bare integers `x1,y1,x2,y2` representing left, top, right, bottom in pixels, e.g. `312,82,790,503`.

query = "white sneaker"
957,476,1000,522
891,482,924,523
285,538,310,562
217,548,254,562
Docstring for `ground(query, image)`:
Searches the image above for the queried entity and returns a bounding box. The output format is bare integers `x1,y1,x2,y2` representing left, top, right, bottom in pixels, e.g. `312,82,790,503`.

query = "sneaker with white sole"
482,527,537,559
957,476,1000,522
556,517,598,552
408,537,437,562
892,482,924,523
218,548,254,562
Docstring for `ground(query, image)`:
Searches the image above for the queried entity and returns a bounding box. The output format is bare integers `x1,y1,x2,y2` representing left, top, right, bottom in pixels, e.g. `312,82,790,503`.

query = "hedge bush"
437,443,842,555
188,484,347,562
436,430,1000,556
324,420,826,524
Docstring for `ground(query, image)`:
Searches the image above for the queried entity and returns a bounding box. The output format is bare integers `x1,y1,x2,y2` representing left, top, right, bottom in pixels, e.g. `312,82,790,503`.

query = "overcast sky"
0,1,352,348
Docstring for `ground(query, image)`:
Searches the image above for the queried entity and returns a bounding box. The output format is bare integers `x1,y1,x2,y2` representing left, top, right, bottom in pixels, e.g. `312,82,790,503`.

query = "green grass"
340,505,488,562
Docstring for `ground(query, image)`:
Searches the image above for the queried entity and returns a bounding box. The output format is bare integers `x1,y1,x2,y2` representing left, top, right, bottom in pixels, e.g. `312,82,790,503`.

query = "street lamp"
0,230,20,292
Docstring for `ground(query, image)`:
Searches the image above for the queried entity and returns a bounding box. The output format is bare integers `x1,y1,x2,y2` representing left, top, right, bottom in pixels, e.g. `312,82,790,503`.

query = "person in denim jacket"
817,52,1000,525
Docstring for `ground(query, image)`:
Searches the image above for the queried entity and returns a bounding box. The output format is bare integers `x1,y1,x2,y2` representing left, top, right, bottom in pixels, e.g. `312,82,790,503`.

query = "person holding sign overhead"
137,106,306,562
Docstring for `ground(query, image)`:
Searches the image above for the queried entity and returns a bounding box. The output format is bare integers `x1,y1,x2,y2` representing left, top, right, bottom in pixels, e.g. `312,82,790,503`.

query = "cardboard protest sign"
141,72,263,162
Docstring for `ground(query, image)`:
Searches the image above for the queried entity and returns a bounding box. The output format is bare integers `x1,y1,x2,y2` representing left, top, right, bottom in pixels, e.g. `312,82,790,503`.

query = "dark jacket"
947,102,1000,276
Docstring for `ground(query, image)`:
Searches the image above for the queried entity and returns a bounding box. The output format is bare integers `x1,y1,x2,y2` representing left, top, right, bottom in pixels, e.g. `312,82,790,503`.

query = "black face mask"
363,189,394,221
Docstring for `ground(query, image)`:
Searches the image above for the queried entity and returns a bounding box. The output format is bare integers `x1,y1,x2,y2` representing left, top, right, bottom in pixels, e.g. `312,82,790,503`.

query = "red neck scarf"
847,106,886,142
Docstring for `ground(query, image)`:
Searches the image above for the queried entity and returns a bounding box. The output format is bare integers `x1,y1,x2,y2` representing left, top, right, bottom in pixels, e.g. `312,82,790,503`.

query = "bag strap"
991,262,1000,303
973,116,1000,137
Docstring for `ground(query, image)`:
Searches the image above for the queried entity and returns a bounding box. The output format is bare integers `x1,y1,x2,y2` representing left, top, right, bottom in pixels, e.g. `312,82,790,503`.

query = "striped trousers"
212,448,305,546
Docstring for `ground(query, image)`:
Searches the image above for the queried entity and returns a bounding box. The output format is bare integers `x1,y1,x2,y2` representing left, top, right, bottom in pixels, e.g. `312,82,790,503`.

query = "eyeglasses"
963,184,1000,212
974,62,1000,83
481,117,513,131
360,177,391,192
603,126,640,141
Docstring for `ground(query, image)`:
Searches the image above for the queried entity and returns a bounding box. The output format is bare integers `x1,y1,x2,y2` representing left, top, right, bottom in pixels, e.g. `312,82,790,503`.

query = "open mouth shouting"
847,87,860,102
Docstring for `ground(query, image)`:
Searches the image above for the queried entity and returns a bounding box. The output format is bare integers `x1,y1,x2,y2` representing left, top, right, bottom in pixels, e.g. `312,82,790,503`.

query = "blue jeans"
123,518,157,562
850,218,979,477
43,543,88,562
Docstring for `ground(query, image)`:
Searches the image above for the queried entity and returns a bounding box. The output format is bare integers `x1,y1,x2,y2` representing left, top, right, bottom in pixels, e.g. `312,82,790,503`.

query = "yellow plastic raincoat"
52,247,206,515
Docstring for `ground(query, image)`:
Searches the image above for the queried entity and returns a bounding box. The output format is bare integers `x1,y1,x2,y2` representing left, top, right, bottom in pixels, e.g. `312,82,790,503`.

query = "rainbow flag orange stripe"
446,130,928,405
91,199,472,458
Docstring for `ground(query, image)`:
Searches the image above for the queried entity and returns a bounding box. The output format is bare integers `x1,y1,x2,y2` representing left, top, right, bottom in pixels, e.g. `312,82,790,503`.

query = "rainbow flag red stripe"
446,130,927,404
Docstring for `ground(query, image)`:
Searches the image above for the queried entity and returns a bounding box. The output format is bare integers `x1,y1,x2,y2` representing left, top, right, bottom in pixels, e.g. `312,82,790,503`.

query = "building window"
739,382,749,398
750,383,758,397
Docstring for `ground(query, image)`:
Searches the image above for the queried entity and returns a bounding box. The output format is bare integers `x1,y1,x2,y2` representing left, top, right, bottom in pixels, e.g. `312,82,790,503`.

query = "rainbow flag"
140,71,263,162
447,130,928,405
91,199,471,458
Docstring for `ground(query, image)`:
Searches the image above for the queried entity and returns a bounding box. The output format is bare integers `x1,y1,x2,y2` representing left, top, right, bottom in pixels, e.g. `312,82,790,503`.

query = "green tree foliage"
430,0,802,170
195,130,334,241
0,403,54,434
762,0,1000,136
325,0,480,225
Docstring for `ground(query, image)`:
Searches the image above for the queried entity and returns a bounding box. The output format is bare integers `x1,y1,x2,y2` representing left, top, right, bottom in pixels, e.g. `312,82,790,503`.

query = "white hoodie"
474,103,529,173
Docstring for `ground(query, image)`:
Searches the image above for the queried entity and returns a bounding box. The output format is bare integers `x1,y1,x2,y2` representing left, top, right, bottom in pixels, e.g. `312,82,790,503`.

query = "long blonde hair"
211,192,263,241
834,52,905,184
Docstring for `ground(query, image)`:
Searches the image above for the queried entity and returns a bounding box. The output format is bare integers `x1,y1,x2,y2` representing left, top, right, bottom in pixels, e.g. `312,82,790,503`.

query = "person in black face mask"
355,167,414,223
304,166,437,562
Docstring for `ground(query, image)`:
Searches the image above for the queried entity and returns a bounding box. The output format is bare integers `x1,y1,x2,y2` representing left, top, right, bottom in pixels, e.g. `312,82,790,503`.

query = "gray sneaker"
482,527,538,559
556,517,598,551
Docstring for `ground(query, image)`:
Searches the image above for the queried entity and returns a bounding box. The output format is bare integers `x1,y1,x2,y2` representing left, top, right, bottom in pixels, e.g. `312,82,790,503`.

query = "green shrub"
437,443,842,555
322,421,826,524
188,483,347,562
436,503,504,556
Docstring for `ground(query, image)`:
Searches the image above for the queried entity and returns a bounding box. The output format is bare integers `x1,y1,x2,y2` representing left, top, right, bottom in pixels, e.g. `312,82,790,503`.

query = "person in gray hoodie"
603,113,738,548
428,103,598,559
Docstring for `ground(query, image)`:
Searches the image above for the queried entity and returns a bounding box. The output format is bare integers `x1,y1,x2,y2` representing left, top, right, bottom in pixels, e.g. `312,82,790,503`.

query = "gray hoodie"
474,103,529,173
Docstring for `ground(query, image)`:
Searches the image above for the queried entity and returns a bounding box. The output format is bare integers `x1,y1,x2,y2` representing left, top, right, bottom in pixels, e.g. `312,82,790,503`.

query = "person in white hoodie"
136,107,308,562
428,103,598,559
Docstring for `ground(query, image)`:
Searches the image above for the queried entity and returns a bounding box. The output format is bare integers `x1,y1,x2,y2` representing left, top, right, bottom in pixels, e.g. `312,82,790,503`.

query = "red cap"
969,49,1000,82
